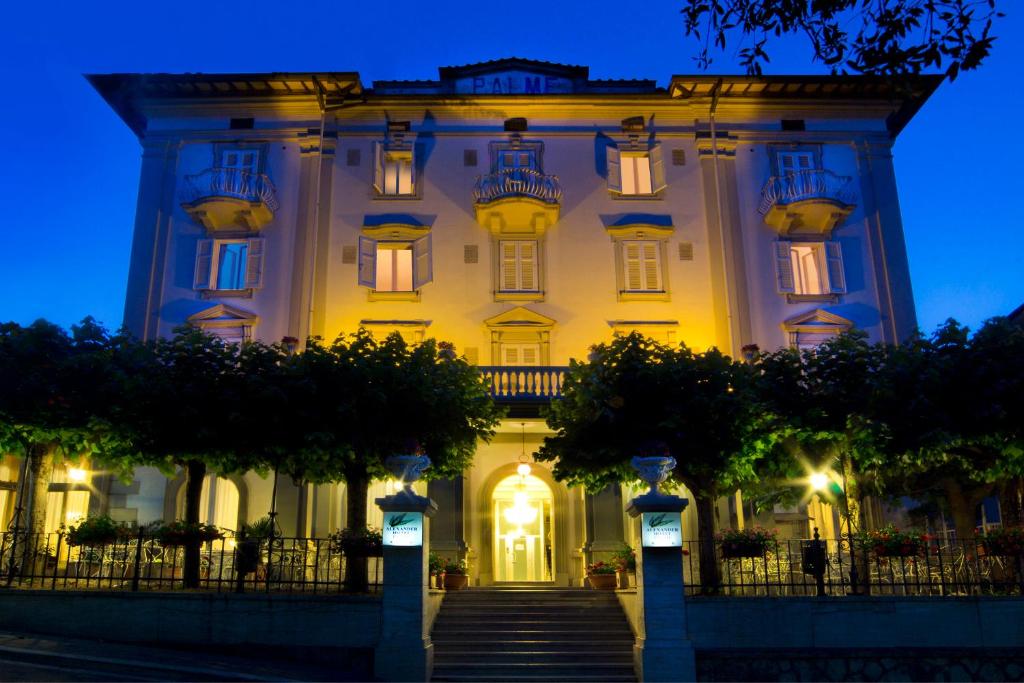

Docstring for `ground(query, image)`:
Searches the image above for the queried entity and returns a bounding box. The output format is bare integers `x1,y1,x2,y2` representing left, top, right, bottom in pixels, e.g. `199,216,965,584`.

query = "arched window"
177,476,240,534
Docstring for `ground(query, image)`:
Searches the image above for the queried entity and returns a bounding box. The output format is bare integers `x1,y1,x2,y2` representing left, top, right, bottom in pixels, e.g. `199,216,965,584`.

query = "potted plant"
329,527,383,558
977,527,1024,557
154,521,224,547
429,552,445,589
236,516,276,576
611,544,637,589
64,515,130,547
442,558,469,590
717,526,779,559
586,560,618,590
856,524,931,558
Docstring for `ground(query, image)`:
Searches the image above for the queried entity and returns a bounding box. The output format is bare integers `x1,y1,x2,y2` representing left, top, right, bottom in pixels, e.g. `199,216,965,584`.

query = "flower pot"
588,573,617,590
615,569,633,589
444,573,468,590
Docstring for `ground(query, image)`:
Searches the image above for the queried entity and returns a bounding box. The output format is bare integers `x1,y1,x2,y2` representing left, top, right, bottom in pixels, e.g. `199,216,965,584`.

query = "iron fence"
681,538,1024,597
0,531,381,594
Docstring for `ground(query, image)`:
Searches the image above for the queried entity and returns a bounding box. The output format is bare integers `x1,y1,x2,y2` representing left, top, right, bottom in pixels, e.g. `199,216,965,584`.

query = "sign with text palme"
382,511,424,547
641,512,683,548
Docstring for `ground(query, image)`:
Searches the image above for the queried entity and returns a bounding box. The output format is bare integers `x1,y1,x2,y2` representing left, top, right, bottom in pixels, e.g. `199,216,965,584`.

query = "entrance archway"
491,471,554,582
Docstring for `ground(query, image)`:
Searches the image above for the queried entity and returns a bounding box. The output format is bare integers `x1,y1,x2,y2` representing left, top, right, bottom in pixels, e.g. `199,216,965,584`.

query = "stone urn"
384,455,431,493
631,455,677,496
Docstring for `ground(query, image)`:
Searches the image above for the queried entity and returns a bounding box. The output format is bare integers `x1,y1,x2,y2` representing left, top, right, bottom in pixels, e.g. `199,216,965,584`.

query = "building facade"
38,59,937,585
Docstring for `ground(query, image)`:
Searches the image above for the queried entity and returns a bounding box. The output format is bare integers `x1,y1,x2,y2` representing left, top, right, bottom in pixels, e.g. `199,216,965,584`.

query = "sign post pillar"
374,456,437,682
626,456,697,682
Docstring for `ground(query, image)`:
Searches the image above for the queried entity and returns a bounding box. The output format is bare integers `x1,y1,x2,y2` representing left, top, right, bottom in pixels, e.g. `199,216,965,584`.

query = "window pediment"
361,214,433,240
781,308,853,348
484,306,556,330
602,213,674,240
187,303,259,326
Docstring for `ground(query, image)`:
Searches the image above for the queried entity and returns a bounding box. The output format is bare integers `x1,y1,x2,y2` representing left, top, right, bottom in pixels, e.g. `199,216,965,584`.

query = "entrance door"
493,472,554,582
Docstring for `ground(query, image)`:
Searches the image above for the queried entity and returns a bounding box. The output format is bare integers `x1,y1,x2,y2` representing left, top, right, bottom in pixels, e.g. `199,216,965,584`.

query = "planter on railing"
473,169,563,205
478,366,568,401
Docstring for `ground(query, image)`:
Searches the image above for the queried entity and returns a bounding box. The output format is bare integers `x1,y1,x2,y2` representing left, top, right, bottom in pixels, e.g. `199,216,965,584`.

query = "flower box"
154,522,224,547
721,542,769,559
329,528,383,557
856,524,930,558
977,527,1024,558
444,573,469,590
588,573,617,590
717,526,778,559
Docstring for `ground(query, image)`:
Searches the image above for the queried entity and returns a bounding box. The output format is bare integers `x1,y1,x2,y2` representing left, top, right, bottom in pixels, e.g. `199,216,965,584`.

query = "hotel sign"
382,511,424,547
454,71,574,95
641,512,682,548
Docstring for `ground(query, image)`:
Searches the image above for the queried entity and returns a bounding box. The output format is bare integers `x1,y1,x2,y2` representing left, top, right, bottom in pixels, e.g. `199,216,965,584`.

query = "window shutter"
825,241,847,294
520,241,537,291
521,346,538,366
649,144,667,193
412,233,433,289
193,239,214,290
773,241,796,294
500,241,518,291
358,236,377,288
408,144,418,194
642,242,661,290
372,142,384,194
624,242,642,290
607,146,622,193
244,238,265,289
504,346,518,365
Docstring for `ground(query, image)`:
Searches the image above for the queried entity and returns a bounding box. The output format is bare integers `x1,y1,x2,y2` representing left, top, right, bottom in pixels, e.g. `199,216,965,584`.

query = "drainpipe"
708,78,735,355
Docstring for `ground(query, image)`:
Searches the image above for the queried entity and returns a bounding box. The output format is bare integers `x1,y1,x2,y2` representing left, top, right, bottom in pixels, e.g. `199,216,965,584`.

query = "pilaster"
427,477,468,556
583,485,627,561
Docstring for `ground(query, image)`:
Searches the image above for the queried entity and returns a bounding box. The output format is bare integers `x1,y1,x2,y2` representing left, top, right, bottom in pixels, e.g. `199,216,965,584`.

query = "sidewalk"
0,632,366,681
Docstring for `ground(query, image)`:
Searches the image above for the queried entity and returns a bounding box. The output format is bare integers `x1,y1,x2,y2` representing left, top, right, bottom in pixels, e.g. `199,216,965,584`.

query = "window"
498,150,537,175
194,238,265,292
607,144,666,196
773,241,846,297
621,241,663,292
373,144,415,196
177,476,240,531
358,235,432,293
777,151,814,175
44,466,90,535
220,148,259,174
501,343,540,366
499,240,539,293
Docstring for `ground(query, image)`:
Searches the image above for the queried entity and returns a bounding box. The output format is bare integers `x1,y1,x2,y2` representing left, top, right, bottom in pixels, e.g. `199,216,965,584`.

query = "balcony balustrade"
180,167,280,232
479,366,568,402
759,169,856,236
472,169,562,235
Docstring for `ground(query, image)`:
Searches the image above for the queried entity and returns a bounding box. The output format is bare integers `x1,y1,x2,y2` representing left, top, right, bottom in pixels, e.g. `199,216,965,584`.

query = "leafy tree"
680,0,1002,79
287,331,502,591
538,333,769,590
0,318,124,576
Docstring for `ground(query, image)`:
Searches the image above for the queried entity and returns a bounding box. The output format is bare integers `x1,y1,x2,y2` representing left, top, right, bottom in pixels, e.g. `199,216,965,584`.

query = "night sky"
1,1,1020,336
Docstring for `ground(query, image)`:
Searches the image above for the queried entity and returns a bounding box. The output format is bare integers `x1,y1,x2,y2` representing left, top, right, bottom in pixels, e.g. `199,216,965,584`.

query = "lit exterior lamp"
67,467,88,483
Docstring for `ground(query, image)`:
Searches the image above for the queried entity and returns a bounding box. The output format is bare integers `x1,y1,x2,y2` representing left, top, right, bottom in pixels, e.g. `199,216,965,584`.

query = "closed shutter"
358,236,377,288
607,146,622,193
521,346,538,365
244,238,265,289
825,241,847,294
372,142,384,194
407,144,418,194
412,233,433,289
193,239,214,290
642,242,661,290
649,144,667,193
503,346,519,365
519,241,537,291
774,241,796,294
624,242,642,290
500,241,518,291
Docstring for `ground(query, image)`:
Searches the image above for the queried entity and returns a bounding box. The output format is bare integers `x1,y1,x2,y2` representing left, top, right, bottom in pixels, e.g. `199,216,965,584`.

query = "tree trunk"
839,454,869,593
23,445,55,577
694,494,721,594
182,459,206,589
344,470,370,592
999,478,1024,528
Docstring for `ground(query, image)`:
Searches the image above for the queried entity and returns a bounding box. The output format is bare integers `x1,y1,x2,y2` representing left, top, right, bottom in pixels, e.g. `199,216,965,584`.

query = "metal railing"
473,169,563,205
758,169,855,216
479,366,568,401
180,167,280,214
681,538,1024,597
0,531,381,594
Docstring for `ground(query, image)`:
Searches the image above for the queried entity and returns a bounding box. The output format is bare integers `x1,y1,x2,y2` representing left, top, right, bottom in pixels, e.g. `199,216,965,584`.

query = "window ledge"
608,192,665,201
200,289,254,299
494,291,545,303
618,290,670,302
368,289,421,302
373,192,421,201
785,293,839,304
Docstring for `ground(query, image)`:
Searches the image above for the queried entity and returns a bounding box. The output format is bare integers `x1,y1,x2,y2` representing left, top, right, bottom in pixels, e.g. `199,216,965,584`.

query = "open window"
607,144,666,197
194,238,265,294
773,241,846,301
373,143,416,197
358,234,432,299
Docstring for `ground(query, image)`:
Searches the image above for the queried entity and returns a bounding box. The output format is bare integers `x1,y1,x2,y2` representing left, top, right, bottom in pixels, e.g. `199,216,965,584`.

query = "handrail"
180,167,280,214
478,366,569,400
759,169,855,215
473,169,563,205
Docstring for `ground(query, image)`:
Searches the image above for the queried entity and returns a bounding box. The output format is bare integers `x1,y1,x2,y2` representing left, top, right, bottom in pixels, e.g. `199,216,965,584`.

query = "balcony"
480,366,568,406
180,168,280,232
473,169,562,235
759,169,856,236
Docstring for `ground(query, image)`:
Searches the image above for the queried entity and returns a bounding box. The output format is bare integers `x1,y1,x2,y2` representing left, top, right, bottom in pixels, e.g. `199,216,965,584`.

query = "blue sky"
0,1,1020,335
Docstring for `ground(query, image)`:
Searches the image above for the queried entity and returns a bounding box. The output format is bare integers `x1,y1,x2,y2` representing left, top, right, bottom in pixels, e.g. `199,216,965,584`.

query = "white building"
31,58,937,585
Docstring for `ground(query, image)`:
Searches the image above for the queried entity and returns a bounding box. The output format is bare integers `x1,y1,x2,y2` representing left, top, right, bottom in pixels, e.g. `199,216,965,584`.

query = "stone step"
434,650,633,665
432,663,635,677
435,617,629,629
431,628,633,641
431,639,634,653
432,674,635,683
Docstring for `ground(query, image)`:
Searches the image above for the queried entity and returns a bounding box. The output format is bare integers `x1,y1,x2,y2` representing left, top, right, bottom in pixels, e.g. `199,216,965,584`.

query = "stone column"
627,458,696,682
374,488,437,682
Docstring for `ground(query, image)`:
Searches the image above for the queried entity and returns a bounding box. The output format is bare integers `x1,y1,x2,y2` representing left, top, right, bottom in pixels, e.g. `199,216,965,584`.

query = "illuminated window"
44,466,90,536
773,241,846,297
194,239,265,292
499,240,539,293
373,145,416,196
375,246,414,292
621,241,663,292
358,235,432,293
177,476,240,533
621,153,653,195
607,144,666,196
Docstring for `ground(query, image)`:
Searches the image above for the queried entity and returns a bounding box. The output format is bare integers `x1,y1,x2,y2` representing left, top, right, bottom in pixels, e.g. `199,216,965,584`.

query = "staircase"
430,584,636,682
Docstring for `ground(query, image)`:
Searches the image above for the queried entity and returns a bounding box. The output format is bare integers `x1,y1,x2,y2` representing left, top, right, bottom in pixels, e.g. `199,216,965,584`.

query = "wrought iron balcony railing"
479,366,569,401
758,169,855,216
473,169,563,205
180,167,280,214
